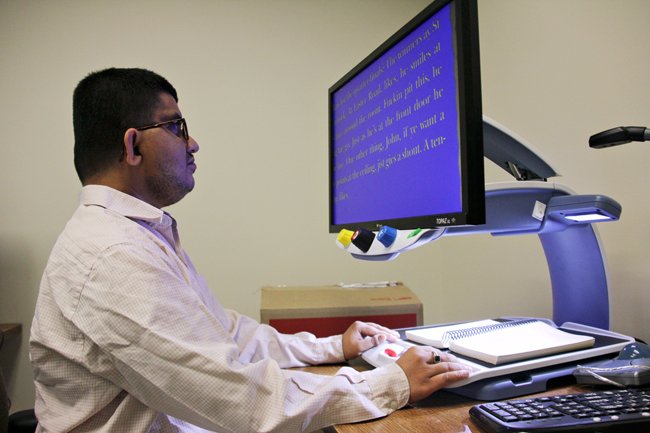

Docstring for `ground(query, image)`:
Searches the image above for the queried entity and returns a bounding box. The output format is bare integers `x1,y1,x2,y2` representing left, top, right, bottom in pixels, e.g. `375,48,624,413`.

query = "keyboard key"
470,386,650,432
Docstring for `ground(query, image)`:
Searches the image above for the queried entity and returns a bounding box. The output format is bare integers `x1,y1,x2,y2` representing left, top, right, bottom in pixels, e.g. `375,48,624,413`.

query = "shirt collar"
79,185,167,225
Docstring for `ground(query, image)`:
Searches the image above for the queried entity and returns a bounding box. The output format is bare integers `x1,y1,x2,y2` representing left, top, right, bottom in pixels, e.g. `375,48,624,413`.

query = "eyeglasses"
135,118,188,141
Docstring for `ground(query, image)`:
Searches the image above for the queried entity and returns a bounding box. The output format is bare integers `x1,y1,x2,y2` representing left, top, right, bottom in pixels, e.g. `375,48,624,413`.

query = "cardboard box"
260,282,422,337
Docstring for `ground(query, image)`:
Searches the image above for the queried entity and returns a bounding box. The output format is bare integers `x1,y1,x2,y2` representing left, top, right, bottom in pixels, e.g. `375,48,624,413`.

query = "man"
30,68,471,432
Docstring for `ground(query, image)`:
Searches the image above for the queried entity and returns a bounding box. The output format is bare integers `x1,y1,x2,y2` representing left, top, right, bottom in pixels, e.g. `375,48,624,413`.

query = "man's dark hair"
72,67,178,183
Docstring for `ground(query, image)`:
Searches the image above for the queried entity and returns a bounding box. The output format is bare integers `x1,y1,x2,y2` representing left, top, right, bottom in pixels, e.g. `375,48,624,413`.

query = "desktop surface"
301,364,598,433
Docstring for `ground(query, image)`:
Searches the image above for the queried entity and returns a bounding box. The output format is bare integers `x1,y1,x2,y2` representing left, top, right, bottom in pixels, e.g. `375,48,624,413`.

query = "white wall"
1,0,648,412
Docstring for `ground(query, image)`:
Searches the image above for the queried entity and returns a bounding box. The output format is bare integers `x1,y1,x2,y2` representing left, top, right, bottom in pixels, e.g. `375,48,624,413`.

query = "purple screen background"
332,3,461,226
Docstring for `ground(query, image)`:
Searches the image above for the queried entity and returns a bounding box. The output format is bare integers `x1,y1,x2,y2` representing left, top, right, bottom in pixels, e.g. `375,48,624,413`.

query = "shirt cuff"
361,362,410,412
311,335,346,364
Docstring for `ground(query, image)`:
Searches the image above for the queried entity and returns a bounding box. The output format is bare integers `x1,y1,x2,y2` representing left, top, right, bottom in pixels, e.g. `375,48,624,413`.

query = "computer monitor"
329,0,484,233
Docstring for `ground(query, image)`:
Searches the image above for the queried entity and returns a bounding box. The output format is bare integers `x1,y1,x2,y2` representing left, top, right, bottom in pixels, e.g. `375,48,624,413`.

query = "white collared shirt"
30,185,409,433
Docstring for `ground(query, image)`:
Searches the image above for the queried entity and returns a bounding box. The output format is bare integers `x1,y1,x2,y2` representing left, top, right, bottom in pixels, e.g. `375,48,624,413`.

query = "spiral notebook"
405,319,596,365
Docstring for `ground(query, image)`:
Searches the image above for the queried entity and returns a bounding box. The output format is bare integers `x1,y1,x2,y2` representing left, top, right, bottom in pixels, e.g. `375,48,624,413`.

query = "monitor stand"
345,117,628,400
342,117,622,330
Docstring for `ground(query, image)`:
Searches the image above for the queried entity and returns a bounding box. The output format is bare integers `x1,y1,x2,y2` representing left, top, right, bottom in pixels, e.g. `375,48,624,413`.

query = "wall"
1,0,648,412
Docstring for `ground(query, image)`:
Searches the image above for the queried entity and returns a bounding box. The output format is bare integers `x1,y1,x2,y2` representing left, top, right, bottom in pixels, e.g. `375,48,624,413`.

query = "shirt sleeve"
72,242,410,432
224,307,346,367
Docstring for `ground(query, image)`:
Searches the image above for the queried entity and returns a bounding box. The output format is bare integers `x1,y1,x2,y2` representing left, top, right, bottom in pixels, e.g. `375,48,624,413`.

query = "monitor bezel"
328,0,484,233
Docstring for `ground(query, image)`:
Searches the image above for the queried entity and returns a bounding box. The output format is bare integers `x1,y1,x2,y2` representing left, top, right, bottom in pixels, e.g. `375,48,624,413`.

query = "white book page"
404,319,500,348
450,320,595,365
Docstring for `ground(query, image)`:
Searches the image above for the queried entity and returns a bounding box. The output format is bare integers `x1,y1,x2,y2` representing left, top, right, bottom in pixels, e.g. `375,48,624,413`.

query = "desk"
301,364,584,433
1,323,22,429
0,324,21,337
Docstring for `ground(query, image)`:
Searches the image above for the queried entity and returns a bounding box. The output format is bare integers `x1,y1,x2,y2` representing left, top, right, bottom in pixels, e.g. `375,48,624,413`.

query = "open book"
405,319,595,365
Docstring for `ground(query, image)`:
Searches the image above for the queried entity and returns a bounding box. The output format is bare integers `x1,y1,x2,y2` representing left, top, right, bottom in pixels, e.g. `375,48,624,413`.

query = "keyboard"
469,387,650,432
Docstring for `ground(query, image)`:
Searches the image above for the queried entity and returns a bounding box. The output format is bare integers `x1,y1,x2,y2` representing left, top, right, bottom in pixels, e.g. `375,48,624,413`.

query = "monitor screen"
329,0,484,233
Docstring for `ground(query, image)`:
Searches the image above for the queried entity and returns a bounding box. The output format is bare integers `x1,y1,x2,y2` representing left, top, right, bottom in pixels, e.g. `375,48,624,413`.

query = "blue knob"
377,226,397,247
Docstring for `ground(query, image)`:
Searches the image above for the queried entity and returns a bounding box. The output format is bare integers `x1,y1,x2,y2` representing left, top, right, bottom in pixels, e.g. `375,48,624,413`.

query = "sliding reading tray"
361,318,634,401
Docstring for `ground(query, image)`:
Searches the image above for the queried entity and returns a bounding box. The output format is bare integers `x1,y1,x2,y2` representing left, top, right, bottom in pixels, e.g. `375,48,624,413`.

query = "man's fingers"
397,348,474,403
357,336,377,352
358,322,400,340
426,361,473,383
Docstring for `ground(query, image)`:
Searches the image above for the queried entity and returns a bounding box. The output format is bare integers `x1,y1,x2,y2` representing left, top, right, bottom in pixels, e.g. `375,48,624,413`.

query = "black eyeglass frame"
135,118,189,141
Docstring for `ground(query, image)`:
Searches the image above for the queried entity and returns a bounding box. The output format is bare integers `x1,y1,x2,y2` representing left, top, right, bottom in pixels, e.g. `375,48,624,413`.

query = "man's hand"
342,321,400,360
396,346,472,403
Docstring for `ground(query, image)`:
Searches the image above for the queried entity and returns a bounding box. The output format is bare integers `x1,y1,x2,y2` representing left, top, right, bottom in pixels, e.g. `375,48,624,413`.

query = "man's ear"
123,128,143,166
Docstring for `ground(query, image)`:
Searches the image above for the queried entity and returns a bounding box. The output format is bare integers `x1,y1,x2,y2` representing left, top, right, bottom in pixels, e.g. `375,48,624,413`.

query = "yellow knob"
337,229,354,247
